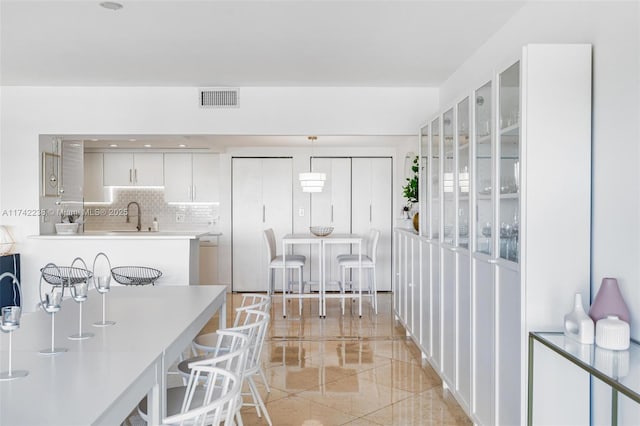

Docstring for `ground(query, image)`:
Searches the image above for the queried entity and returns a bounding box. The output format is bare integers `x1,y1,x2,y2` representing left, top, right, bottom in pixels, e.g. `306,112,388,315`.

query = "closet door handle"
331,205,334,222
369,204,372,222
263,205,266,223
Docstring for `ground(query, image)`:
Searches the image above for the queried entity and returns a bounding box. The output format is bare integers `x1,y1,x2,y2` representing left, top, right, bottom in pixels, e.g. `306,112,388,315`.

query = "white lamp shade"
299,172,326,193
302,186,323,193
299,172,326,181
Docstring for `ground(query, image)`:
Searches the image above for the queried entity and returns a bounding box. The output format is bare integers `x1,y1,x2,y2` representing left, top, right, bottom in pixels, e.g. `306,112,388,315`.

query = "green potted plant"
402,156,419,232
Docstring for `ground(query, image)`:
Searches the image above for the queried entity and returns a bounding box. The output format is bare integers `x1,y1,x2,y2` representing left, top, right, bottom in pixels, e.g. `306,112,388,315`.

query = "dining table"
282,233,363,317
0,285,226,426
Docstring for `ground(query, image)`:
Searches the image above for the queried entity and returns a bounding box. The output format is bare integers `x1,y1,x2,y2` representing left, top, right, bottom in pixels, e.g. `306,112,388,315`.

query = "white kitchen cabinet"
83,152,110,203
164,153,219,203
232,157,292,292
394,44,592,425
351,157,393,291
103,152,163,186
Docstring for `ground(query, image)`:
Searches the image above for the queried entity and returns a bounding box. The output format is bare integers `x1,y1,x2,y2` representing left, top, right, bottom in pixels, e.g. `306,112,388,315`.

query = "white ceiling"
1,0,525,87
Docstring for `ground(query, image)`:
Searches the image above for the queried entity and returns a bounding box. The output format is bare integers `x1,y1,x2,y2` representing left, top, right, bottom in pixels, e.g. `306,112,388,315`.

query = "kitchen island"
22,231,216,312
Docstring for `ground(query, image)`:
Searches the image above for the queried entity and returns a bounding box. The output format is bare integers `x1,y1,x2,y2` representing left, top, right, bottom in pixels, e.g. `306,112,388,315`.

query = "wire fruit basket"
111,266,162,286
40,266,93,287
310,226,334,237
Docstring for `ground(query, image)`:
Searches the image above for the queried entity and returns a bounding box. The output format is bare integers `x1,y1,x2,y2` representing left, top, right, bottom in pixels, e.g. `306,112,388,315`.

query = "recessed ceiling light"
99,2,123,11
178,144,187,148
144,144,152,148
109,144,118,148
90,139,99,142
129,138,137,142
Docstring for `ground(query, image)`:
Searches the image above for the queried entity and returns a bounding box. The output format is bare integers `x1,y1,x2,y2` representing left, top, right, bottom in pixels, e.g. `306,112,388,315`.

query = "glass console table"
528,332,640,426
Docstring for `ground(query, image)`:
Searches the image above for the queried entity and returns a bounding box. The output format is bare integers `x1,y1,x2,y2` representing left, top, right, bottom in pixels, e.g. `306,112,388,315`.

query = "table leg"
220,292,227,329
320,240,325,318
527,334,534,426
147,359,163,425
358,240,362,317
282,241,287,318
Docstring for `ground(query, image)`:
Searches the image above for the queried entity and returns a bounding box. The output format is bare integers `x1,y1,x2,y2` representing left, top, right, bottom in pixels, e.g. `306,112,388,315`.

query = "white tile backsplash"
84,188,218,232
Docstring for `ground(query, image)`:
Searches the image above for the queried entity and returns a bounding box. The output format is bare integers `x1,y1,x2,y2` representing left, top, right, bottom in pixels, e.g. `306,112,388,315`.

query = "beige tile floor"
206,292,473,426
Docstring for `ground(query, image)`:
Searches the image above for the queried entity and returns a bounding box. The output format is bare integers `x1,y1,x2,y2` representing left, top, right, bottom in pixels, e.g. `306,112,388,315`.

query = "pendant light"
299,136,326,193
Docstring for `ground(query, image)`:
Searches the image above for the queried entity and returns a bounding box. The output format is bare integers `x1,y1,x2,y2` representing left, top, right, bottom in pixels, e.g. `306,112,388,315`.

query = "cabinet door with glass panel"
457,97,471,249
442,109,455,245
419,124,429,236
474,81,494,256
497,61,520,263
430,117,441,241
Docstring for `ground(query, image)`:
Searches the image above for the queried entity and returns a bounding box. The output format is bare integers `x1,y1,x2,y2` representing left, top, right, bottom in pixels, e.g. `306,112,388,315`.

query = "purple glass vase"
589,277,630,323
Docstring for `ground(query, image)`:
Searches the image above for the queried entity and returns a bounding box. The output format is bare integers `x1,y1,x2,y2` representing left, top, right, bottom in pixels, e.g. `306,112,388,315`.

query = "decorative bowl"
310,226,334,237
55,223,79,234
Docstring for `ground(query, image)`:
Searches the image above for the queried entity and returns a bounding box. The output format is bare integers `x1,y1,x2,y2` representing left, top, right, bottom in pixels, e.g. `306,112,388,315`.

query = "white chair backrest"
234,297,271,326
232,309,270,373
367,229,380,264
165,367,240,426
187,330,249,376
263,229,277,261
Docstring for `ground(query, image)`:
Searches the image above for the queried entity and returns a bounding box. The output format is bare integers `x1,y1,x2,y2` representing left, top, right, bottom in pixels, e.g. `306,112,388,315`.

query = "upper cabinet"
164,153,219,203
103,152,163,186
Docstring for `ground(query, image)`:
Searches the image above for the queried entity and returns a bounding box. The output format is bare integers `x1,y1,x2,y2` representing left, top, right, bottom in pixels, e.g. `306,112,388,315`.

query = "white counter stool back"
264,228,307,315
337,229,380,314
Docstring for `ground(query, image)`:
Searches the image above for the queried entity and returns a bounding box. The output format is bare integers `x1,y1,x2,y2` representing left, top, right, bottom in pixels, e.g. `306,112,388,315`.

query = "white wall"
0,85,437,299
439,2,640,424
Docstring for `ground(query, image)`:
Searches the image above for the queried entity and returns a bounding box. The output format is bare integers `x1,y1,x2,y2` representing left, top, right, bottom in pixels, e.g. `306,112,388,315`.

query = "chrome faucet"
126,201,142,231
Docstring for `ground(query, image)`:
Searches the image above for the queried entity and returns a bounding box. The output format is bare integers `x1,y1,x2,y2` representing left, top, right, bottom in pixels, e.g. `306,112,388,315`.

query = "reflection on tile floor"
211,293,473,426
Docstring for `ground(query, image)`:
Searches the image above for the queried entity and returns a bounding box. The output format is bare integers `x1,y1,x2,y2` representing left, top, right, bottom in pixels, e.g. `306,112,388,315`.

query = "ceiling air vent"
199,88,240,108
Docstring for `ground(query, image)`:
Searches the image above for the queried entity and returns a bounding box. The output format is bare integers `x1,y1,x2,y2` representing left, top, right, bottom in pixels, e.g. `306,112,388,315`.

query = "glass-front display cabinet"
442,109,455,245
498,62,520,262
474,81,493,256
457,97,470,249
430,117,441,241
419,124,429,236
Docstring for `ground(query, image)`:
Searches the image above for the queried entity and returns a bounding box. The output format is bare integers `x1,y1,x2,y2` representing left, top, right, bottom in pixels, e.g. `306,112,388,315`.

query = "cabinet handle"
129,169,132,183
369,204,372,222
262,205,266,223
331,205,334,222
134,169,137,183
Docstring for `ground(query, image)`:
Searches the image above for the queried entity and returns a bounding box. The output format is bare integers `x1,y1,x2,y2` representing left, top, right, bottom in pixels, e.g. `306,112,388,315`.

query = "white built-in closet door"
310,158,351,287
351,157,392,291
232,158,292,292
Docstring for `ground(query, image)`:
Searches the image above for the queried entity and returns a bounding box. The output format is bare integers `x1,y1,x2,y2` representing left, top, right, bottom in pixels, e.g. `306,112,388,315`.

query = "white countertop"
30,231,222,240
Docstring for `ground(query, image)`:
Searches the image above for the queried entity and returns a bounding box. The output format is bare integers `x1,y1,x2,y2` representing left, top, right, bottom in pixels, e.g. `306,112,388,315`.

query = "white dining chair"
182,309,273,425
138,347,245,426
337,229,380,314
264,228,307,315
